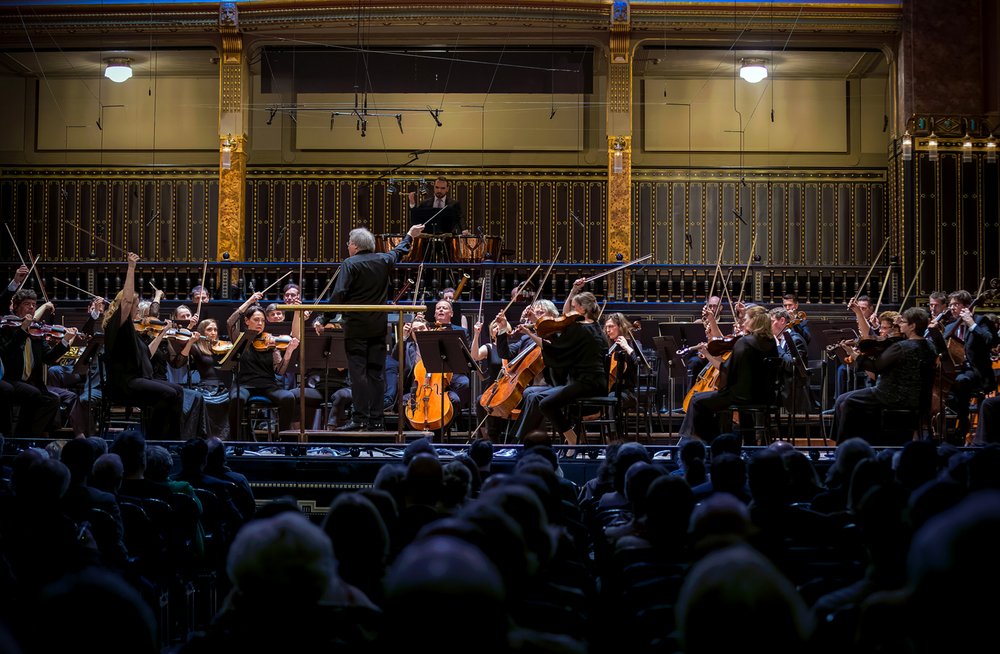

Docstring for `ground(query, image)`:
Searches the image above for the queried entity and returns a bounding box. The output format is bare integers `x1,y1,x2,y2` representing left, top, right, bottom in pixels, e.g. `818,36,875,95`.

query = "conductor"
408,176,468,235
314,222,425,431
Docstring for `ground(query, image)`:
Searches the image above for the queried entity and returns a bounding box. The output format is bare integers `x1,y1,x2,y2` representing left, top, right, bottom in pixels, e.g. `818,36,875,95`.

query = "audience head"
684,458,707,487
20,459,71,506
402,437,437,466
677,545,812,654
440,461,473,509
827,437,875,487
404,454,443,507
59,438,96,486
451,454,482,495
205,436,228,472
373,463,407,513
143,445,173,482
680,440,707,469
90,453,124,494
111,430,146,478
36,569,158,654
469,439,494,470
896,440,940,491
520,443,559,473
908,480,969,532
10,448,48,495
322,492,390,579
709,453,747,498
179,438,209,474
226,512,339,613
385,536,507,653
747,450,790,507
645,476,696,550
711,433,742,458
688,493,753,558
86,436,108,457
847,458,892,513
613,442,653,496
624,462,665,518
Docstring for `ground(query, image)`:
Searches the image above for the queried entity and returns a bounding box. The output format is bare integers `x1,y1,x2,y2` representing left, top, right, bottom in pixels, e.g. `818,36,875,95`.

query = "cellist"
927,290,997,443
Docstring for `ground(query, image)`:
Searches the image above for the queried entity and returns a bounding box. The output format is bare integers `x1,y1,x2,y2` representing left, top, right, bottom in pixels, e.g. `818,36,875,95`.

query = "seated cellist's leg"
511,386,554,442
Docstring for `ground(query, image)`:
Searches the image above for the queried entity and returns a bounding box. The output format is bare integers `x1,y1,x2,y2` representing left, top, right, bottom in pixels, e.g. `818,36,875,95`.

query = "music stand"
814,321,861,441
294,328,349,426
220,331,252,440
413,330,484,440
657,322,703,350
654,336,687,438
72,334,104,376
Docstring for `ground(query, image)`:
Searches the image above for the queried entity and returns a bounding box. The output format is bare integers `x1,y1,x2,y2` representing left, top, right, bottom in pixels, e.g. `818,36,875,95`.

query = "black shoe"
367,421,386,432
334,420,367,432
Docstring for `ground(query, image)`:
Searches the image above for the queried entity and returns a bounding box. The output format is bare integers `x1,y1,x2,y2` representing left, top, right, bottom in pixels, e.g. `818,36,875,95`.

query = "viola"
252,333,293,351
534,311,584,338
405,358,454,430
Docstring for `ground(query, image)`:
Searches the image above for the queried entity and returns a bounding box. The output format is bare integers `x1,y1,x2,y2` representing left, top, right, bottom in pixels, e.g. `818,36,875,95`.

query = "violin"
534,312,584,338
162,328,194,342
211,340,234,355
134,318,169,335
28,323,69,340
252,333,293,351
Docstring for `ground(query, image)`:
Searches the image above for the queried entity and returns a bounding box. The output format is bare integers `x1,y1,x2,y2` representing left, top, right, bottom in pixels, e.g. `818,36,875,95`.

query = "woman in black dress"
227,291,301,439
679,305,778,444
102,252,184,440
511,291,608,446
176,318,231,439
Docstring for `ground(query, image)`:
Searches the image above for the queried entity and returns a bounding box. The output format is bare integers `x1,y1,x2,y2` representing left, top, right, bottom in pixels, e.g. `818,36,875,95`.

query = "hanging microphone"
276,224,287,246
145,211,159,228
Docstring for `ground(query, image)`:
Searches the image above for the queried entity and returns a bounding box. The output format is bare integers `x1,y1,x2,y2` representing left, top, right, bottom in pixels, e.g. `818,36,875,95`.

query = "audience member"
90,453,124,497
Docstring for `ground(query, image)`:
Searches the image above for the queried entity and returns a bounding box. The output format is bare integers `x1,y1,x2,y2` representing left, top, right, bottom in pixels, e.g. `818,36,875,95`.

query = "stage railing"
2,260,897,307
277,304,432,445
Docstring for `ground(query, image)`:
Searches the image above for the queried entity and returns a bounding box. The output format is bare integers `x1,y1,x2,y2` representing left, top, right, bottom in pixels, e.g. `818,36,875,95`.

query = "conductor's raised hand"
407,191,417,205
408,223,425,239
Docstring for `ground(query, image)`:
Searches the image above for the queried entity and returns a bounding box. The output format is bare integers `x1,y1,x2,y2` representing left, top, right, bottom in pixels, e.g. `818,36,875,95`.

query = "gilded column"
607,1,632,268
217,2,247,263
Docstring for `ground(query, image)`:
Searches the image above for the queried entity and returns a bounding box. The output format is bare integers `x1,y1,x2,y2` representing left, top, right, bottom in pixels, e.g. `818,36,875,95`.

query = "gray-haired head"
348,228,376,253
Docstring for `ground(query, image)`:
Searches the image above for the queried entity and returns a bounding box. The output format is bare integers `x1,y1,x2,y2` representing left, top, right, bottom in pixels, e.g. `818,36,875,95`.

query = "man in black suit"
408,176,465,235
0,289,78,436
770,308,816,413
205,437,255,522
313,223,425,432
0,265,29,438
172,438,244,534
929,290,997,443
782,293,811,345
59,438,127,567
112,430,174,506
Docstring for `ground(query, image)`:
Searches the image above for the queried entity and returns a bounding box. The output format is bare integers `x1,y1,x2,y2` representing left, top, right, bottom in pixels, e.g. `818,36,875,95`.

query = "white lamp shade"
739,64,768,83
105,64,133,83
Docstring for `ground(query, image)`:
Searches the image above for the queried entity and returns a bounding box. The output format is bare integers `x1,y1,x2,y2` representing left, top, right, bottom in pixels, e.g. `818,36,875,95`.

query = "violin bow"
583,253,653,284
53,277,100,299
315,267,340,303
477,274,488,325
536,247,562,301
195,259,208,322
411,261,427,307
502,263,543,314
898,258,925,311
16,254,40,292
298,235,305,299
852,238,890,304
719,267,740,328
4,223,26,267
872,259,894,317
259,270,294,297
735,232,757,309
63,219,128,258
25,250,50,304
708,238,726,319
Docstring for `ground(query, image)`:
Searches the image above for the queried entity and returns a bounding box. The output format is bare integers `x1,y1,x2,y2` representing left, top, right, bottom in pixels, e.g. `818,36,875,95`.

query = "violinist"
102,252,184,440
836,296,881,398
0,287,77,437
830,307,937,444
684,296,723,392
781,294,810,344
769,308,816,413
927,290,997,443
227,291,301,437
175,319,231,439
510,291,608,447
678,305,777,445
604,312,640,410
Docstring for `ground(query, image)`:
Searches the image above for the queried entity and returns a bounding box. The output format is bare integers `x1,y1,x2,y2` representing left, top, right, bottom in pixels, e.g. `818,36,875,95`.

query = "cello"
404,323,455,430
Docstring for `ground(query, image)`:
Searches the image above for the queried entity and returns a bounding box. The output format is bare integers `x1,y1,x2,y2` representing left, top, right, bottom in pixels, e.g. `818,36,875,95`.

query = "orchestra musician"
927,291,951,332
176,319,231,439
189,286,211,305
830,307,937,444
781,293,810,344
927,290,998,443
407,177,466,235
836,295,881,397
604,312,641,410
227,291,302,438
510,291,608,447
678,305,778,445
316,223,424,432
684,296,723,392
471,317,506,440
102,252,184,440
769,307,816,413
431,299,471,408
0,287,78,437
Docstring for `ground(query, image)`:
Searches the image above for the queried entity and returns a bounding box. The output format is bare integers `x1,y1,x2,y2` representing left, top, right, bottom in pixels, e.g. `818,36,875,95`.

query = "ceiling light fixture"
739,58,768,84
104,58,133,83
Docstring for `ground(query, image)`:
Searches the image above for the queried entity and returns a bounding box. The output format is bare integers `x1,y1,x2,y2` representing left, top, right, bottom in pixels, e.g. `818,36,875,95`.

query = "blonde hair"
102,290,125,331
571,292,600,321
532,299,559,319
744,310,773,340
